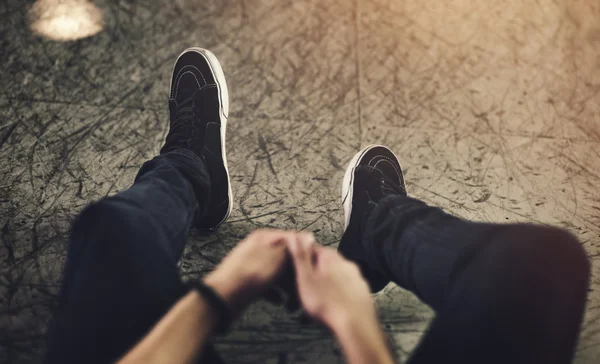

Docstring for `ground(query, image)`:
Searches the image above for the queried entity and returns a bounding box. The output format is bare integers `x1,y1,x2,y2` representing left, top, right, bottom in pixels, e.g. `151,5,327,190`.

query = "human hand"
287,233,376,330
203,229,297,315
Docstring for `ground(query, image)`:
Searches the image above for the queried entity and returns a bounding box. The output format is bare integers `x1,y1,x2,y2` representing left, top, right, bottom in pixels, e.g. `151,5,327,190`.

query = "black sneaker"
339,145,407,293
161,47,232,230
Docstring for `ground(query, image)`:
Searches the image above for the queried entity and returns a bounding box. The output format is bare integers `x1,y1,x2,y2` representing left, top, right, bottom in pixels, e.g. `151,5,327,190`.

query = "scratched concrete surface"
1,0,599,363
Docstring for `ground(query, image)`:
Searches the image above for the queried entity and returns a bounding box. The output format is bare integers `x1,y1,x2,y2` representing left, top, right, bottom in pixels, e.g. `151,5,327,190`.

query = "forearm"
330,312,394,364
117,291,216,364
116,230,292,364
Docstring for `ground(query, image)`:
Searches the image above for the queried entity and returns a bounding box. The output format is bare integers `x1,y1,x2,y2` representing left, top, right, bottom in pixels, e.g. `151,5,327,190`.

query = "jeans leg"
45,150,221,364
361,195,590,364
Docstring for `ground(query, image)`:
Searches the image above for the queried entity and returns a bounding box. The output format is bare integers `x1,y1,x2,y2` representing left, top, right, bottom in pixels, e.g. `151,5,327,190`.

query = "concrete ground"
1,0,599,362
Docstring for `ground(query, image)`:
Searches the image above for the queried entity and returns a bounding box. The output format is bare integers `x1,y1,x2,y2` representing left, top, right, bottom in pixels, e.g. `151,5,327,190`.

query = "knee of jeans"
528,226,587,275
494,225,590,291
70,198,140,253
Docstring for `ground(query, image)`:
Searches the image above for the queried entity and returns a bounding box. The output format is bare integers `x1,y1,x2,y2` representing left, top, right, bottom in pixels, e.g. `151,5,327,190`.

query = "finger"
252,229,298,247
270,231,297,247
299,232,319,267
314,245,341,269
287,234,314,279
287,234,308,262
313,244,337,258
312,243,329,254
298,231,316,248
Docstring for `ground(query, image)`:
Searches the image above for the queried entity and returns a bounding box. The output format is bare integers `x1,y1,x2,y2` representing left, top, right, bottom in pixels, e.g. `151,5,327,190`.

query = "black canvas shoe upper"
339,146,407,292
161,50,230,230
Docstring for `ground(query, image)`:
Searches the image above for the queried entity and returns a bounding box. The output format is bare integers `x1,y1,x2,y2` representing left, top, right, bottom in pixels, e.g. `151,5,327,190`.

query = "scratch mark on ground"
258,133,278,177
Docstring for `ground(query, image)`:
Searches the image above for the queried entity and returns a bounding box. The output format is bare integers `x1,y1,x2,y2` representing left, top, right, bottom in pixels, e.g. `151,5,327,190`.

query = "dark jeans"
45,150,590,364
45,149,223,364
357,196,590,364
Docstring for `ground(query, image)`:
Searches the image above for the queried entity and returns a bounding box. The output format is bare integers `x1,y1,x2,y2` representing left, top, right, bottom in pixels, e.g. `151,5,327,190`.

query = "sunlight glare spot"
30,0,104,41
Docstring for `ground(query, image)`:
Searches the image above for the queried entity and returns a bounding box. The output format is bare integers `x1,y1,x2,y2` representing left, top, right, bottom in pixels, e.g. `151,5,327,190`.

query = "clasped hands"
118,230,391,364
203,229,375,331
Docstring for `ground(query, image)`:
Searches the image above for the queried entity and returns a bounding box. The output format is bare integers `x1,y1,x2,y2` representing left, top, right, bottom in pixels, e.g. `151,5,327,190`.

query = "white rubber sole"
341,144,402,229
172,47,233,227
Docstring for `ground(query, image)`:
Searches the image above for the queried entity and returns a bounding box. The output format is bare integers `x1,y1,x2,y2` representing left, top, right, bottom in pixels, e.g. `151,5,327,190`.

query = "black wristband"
186,280,232,334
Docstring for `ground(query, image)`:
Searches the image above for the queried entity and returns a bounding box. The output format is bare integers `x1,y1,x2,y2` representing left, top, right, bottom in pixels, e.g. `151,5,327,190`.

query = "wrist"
329,311,393,364
324,301,377,334
203,272,246,316
327,306,377,336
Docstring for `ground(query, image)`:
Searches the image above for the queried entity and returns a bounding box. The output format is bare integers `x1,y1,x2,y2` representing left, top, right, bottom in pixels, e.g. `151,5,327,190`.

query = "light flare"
30,0,104,41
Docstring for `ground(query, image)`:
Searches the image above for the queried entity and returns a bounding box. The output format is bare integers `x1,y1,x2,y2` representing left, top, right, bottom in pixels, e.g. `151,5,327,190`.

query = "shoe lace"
162,95,196,153
376,168,405,196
